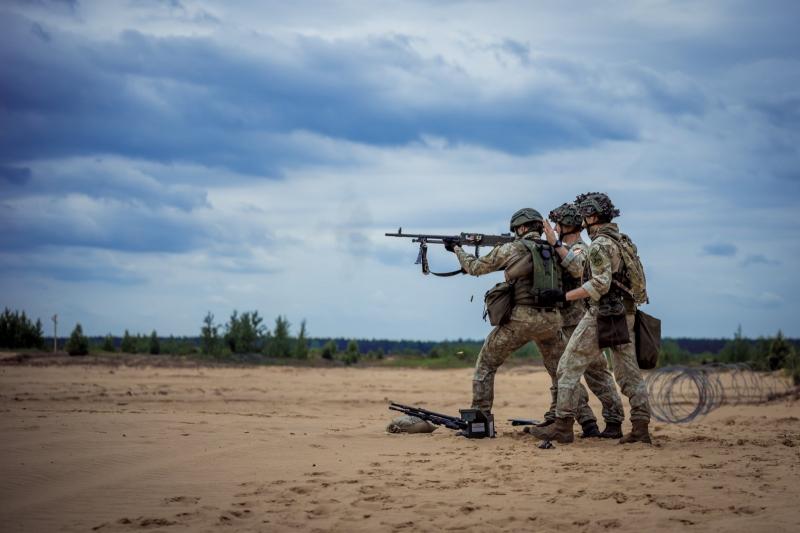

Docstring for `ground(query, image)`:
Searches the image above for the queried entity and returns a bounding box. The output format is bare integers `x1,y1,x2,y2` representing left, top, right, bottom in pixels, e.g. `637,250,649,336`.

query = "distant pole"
52,314,58,353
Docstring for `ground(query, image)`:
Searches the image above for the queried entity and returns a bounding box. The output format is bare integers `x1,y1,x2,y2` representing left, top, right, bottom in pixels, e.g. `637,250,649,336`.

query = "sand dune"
1,364,798,532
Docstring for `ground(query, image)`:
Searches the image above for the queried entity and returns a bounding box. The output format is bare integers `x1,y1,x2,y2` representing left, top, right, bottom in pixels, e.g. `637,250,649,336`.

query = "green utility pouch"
522,240,563,308
597,296,630,348
483,282,514,326
634,310,661,369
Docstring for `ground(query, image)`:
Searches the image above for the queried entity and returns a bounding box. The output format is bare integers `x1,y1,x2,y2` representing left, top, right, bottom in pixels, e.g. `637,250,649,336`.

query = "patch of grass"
374,355,474,369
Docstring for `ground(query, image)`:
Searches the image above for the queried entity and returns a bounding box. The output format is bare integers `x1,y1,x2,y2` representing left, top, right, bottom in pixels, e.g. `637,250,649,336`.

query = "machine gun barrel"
385,229,514,275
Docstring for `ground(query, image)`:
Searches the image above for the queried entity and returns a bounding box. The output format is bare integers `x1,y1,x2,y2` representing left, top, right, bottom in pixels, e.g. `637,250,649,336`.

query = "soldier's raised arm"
582,240,614,301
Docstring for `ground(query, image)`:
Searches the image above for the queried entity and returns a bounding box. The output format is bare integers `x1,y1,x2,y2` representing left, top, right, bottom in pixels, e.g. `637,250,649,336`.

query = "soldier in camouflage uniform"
528,193,653,444
536,203,625,439
448,208,564,416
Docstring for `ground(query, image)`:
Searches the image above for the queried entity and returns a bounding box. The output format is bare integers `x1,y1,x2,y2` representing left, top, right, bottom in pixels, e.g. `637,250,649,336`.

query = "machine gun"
388,401,495,438
385,228,514,276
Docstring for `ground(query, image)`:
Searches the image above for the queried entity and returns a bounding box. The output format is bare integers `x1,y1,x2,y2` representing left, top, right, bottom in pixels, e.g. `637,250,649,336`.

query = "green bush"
321,340,337,361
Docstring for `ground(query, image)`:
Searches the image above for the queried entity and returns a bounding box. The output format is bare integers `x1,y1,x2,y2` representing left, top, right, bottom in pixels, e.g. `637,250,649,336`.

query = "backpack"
602,232,648,305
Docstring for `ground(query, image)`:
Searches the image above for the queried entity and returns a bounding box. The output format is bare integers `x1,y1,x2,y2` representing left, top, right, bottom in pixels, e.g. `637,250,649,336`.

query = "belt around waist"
516,305,557,313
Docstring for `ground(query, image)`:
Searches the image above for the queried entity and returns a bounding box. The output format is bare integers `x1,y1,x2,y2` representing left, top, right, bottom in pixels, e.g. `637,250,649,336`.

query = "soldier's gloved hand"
540,289,566,306
443,238,459,253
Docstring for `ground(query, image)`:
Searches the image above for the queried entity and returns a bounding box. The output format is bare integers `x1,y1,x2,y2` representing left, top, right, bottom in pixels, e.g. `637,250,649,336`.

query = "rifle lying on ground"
389,401,495,438
385,228,514,276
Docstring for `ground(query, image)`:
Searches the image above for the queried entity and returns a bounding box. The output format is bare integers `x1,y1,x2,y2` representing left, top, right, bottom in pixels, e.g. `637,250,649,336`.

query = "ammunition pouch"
597,292,630,348
597,313,630,348
634,310,661,369
483,282,514,326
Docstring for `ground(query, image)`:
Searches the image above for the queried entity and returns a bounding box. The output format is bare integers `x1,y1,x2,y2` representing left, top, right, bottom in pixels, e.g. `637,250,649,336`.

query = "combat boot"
579,420,601,438
599,422,623,439
619,420,652,444
526,417,575,443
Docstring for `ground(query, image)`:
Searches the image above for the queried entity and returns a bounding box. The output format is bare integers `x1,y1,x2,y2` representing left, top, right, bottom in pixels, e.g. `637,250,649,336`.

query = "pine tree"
65,323,89,356
768,331,792,371
149,330,160,355
266,315,292,357
720,325,751,363
102,334,115,352
33,318,45,349
343,339,360,365
201,312,220,355
294,319,309,359
120,330,136,353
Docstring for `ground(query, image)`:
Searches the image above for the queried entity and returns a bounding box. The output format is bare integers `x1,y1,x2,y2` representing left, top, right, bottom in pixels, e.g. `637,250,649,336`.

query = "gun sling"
415,241,465,277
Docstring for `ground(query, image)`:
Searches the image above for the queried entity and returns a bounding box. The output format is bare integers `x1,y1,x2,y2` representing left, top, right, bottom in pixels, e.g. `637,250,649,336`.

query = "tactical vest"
582,247,636,314
513,239,563,308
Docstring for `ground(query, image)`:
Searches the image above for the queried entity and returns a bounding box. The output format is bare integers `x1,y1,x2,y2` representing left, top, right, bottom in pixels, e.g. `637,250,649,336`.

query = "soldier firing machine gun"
385,228,514,276
389,401,495,438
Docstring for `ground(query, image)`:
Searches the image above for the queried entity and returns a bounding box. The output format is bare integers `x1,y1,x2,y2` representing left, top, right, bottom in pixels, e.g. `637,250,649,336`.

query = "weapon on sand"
388,401,495,438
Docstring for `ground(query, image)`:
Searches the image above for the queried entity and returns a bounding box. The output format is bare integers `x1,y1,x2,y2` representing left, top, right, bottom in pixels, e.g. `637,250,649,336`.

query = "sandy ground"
1,364,799,533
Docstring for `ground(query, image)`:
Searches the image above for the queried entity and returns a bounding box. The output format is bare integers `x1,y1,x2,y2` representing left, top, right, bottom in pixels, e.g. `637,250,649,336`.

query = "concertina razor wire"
644,363,795,424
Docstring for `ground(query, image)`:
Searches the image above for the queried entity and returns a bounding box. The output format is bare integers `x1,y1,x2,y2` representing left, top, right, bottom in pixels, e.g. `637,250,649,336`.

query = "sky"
1,0,799,340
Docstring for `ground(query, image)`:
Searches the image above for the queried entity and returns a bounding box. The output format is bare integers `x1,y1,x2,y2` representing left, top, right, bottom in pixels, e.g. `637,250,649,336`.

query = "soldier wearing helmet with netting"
448,208,565,417
528,193,653,445
529,202,626,439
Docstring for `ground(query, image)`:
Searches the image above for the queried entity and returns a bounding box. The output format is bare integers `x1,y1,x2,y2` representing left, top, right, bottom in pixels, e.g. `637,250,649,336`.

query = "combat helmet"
575,192,620,220
548,203,583,229
509,208,544,232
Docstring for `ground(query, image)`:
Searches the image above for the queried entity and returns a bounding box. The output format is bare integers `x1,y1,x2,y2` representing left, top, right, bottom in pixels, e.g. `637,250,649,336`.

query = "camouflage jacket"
455,231,539,276
582,223,626,307
561,238,588,327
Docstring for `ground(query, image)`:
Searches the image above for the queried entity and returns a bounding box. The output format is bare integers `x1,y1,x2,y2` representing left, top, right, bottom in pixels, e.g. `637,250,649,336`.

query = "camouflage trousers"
542,324,624,425
472,305,561,413
556,309,651,422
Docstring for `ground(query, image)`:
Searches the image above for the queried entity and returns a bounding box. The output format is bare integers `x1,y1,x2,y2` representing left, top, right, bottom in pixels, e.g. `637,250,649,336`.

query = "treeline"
0,307,797,381
670,336,800,354
199,311,309,359
659,327,799,383
0,308,45,349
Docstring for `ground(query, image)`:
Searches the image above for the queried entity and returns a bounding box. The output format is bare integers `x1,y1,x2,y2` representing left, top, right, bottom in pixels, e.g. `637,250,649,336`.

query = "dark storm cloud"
702,243,738,257
4,262,146,285
0,12,677,176
0,200,209,253
0,166,32,185
0,160,209,212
